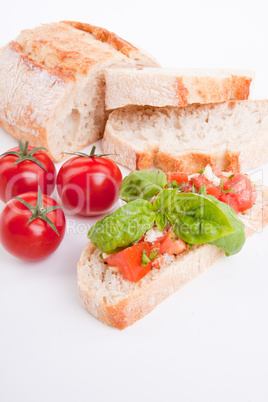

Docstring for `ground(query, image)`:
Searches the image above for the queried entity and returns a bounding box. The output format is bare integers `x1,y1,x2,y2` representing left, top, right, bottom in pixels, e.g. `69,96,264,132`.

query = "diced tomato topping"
166,172,188,185
212,167,229,184
180,170,256,214
160,233,187,255
221,173,257,212
104,242,152,282
190,175,222,199
218,192,240,213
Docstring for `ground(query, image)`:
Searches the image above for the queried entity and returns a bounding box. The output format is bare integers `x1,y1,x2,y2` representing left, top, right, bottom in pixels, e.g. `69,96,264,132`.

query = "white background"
1,1,268,401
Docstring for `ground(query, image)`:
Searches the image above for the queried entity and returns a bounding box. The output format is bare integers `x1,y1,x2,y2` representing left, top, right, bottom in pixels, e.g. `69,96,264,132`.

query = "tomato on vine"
0,187,66,260
0,138,56,203
56,146,122,216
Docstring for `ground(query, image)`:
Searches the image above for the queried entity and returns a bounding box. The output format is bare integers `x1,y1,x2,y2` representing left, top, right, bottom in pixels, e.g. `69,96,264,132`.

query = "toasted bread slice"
102,100,268,173
0,21,159,161
104,68,253,110
77,186,268,329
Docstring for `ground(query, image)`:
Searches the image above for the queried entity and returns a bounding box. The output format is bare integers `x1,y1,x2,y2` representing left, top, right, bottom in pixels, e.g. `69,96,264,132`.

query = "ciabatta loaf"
102,100,268,173
104,68,253,110
77,186,268,329
0,21,159,161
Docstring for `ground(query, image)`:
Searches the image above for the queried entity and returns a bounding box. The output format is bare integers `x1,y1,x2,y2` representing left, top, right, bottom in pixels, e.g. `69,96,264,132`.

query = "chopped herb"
198,184,207,196
99,253,104,259
149,250,159,260
191,183,197,193
198,168,205,174
228,173,234,181
187,243,192,250
220,180,233,193
141,249,151,266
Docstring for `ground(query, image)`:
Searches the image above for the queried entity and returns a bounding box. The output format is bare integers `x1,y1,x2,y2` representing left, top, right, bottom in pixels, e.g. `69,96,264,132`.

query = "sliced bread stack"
0,22,159,161
102,68,268,173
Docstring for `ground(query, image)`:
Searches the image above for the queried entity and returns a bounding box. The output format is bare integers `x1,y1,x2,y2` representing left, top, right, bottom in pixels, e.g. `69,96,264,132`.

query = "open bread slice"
0,21,159,161
104,68,253,110
102,100,268,173
77,186,268,329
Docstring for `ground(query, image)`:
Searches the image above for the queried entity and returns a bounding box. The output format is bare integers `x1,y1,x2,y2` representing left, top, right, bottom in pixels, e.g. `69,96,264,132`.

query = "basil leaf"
153,190,235,244
208,198,246,256
119,169,168,202
87,199,155,253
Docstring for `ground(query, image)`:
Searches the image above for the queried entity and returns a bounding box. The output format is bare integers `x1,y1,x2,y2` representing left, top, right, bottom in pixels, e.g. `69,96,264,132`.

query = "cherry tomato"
0,138,56,203
0,188,65,260
56,146,122,216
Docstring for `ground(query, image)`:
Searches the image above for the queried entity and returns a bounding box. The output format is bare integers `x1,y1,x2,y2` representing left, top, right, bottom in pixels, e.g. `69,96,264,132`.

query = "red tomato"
222,173,257,212
0,139,56,203
190,175,222,199
105,242,152,282
159,233,187,255
56,146,122,216
0,190,65,260
166,172,188,185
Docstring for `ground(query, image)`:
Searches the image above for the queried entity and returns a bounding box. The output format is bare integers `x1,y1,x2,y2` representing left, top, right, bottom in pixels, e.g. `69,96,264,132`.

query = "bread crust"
105,68,253,110
77,187,268,329
102,100,268,173
0,21,159,161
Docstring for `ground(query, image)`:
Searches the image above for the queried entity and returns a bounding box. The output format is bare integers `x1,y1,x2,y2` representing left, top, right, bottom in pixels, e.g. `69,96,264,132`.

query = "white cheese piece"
203,165,221,186
144,227,164,243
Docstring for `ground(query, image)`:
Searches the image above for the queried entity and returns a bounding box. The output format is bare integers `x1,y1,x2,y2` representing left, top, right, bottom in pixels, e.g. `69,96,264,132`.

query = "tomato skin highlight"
0,146,56,203
0,192,65,260
57,156,122,216
105,242,152,282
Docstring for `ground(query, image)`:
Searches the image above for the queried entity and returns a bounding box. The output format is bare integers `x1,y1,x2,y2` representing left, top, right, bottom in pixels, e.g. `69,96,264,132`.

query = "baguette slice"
0,21,159,161
104,68,253,110
102,100,268,173
77,186,268,329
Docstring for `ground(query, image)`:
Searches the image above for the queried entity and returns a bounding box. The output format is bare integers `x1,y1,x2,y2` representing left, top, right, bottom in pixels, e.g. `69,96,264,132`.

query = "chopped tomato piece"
166,172,188,185
222,173,257,212
190,175,221,199
160,233,187,255
212,167,229,184
104,242,152,282
219,193,239,213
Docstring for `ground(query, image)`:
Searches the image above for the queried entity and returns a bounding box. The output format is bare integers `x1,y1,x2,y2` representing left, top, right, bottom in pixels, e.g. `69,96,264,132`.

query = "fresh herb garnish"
141,249,151,266
149,250,160,260
220,180,234,193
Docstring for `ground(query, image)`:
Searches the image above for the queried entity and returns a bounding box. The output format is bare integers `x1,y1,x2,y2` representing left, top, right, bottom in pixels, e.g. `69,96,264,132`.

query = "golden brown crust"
231,76,252,100
9,40,76,82
174,77,189,106
156,151,216,173
62,21,140,58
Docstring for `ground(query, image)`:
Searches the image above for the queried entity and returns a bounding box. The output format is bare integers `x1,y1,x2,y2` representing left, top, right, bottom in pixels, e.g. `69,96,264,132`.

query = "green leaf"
119,169,168,202
153,190,235,244
208,199,246,256
88,199,155,253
